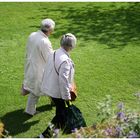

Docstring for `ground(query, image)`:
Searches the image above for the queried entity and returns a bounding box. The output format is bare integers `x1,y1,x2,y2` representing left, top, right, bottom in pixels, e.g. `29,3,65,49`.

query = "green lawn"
0,2,140,138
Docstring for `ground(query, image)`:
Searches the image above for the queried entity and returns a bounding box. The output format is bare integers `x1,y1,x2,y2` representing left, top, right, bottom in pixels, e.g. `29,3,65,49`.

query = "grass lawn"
0,2,140,138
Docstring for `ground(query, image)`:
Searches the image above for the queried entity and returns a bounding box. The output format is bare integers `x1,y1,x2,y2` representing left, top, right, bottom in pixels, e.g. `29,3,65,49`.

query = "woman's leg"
41,98,66,138
51,98,66,128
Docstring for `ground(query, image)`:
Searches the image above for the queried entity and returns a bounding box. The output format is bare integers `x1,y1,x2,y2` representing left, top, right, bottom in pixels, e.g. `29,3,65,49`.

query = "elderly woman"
23,18,55,116
38,33,86,138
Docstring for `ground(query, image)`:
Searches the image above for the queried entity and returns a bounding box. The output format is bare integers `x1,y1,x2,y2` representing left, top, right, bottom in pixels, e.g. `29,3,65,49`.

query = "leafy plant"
0,122,11,138
71,95,140,138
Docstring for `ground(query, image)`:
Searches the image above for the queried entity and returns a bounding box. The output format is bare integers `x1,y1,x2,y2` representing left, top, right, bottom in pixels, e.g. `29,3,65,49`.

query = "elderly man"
22,18,55,116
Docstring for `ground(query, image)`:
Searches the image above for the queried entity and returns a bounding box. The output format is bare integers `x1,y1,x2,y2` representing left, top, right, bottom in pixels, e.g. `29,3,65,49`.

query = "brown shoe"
23,112,33,117
24,111,40,116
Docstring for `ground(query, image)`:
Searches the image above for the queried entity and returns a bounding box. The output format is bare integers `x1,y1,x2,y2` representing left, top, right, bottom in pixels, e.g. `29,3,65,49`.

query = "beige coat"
41,47,75,100
23,30,53,96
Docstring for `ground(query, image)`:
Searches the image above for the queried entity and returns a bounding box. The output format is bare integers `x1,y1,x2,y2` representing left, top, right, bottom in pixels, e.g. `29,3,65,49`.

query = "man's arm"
40,39,54,62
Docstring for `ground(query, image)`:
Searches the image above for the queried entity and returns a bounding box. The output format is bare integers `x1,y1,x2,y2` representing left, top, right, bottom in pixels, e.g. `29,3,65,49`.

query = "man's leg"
25,93,39,115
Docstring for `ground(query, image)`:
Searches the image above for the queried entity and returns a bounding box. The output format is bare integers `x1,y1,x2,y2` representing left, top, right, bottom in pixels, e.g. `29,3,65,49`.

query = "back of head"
60,33,77,50
41,18,55,32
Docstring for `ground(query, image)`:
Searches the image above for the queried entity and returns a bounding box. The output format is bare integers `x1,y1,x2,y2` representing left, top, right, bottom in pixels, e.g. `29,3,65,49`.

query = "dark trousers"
42,98,66,137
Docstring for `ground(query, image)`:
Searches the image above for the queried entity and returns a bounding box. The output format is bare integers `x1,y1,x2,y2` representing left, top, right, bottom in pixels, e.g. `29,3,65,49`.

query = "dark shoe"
23,111,40,117
23,112,33,117
34,111,40,115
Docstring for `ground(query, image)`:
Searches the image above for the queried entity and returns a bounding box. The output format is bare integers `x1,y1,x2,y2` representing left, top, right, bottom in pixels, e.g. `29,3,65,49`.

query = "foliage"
0,122,11,138
43,122,60,138
71,95,140,138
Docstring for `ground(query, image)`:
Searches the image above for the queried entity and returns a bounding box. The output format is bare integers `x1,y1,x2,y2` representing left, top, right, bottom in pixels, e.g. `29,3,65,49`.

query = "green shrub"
71,94,140,138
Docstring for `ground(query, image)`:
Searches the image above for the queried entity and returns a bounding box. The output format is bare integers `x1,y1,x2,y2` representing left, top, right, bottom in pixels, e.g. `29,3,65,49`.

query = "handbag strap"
53,51,59,75
53,51,67,76
65,101,72,107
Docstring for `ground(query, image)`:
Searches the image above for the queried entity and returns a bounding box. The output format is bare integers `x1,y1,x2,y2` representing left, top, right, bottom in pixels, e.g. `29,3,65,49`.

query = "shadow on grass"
29,2,140,49
0,104,53,136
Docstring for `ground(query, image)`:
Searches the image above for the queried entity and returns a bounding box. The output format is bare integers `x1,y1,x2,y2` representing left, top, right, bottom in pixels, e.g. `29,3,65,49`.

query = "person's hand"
70,82,77,101
21,84,30,96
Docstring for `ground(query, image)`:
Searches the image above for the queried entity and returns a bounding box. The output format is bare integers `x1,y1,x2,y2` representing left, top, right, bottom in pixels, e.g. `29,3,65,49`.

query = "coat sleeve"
39,39,54,63
58,61,71,100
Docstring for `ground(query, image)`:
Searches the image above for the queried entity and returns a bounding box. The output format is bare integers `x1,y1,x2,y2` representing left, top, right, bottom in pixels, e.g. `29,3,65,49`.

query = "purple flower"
104,128,112,136
116,126,122,132
117,112,125,120
107,128,112,134
115,126,123,137
117,102,124,110
53,129,59,138
127,131,138,138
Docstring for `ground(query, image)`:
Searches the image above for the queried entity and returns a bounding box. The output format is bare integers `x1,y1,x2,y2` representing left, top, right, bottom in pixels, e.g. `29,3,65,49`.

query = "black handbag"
63,101,87,134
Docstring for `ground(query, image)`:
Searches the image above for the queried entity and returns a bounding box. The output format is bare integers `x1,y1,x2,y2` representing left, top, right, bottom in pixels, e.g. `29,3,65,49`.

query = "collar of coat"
60,47,70,58
38,30,48,38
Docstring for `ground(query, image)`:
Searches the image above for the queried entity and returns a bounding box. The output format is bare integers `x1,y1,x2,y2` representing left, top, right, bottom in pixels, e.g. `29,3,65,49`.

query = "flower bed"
71,95,140,138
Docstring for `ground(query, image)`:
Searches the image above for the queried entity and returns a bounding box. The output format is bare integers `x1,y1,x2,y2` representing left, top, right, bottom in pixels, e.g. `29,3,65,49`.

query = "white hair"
41,18,55,32
60,33,77,49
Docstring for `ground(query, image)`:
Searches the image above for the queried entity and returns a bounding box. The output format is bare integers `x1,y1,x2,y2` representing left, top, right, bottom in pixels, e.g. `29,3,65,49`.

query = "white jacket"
23,30,53,96
41,47,75,100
